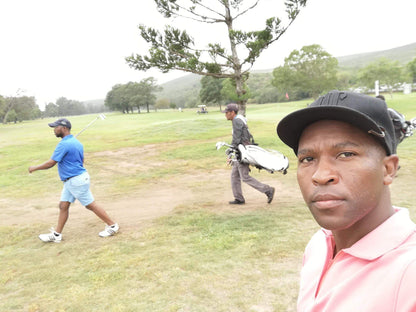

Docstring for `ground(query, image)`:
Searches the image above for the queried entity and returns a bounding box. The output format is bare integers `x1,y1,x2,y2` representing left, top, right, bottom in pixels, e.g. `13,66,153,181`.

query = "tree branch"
233,0,260,20
156,0,225,24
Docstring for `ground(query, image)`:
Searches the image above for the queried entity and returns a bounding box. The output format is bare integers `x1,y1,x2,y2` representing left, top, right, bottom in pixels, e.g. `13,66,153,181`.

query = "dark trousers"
231,161,272,202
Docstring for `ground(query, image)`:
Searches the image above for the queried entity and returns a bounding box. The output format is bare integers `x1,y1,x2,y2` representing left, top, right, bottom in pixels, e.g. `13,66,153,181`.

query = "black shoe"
266,187,275,204
229,199,245,205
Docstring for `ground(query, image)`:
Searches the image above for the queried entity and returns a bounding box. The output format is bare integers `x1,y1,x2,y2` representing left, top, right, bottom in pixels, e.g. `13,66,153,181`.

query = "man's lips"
311,194,345,209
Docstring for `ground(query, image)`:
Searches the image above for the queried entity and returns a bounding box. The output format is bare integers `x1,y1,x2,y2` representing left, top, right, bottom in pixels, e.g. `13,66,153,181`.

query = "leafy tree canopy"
199,76,224,107
406,57,416,83
1,95,41,123
271,44,338,100
56,97,86,116
221,78,251,103
358,57,403,96
105,78,162,113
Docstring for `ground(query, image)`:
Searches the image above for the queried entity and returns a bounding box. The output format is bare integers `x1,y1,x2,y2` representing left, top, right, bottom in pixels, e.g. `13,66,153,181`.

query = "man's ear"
383,155,399,185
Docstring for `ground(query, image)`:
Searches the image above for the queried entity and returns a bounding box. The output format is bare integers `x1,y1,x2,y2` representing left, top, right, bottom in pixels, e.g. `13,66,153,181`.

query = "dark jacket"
231,115,252,147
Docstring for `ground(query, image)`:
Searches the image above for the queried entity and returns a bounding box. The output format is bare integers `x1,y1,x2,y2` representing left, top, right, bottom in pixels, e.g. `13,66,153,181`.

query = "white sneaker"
99,223,119,237
39,228,62,243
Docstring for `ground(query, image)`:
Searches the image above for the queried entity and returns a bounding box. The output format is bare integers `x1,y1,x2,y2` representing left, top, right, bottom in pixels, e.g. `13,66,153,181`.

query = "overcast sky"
1,0,415,108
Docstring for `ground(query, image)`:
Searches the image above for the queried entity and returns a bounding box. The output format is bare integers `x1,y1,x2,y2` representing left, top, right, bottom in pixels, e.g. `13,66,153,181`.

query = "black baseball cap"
48,118,72,129
276,90,396,155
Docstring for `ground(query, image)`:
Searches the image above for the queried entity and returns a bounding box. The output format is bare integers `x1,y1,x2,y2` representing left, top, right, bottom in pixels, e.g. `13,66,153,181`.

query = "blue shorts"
60,172,95,206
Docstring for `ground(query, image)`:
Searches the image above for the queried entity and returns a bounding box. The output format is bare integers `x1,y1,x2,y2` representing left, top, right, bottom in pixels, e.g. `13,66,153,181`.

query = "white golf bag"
216,142,289,174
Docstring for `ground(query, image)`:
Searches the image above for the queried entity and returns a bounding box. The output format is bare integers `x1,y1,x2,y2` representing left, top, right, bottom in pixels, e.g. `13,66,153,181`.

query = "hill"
156,73,202,107
157,74,201,100
337,42,416,69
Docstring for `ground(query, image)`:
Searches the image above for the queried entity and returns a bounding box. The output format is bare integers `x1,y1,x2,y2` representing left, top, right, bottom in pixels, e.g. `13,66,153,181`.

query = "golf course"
1,94,416,311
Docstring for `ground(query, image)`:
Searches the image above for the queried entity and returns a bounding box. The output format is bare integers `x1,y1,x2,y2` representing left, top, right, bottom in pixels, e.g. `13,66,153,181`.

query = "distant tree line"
3,44,416,122
43,97,107,118
0,94,107,124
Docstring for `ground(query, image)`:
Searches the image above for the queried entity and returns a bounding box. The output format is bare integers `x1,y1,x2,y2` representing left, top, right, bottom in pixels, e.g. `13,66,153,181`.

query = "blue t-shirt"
51,135,86,181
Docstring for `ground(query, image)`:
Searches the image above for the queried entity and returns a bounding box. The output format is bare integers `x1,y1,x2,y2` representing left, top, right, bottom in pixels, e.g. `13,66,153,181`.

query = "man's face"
225,110,235,120
53,126,65,138
296,120,396,234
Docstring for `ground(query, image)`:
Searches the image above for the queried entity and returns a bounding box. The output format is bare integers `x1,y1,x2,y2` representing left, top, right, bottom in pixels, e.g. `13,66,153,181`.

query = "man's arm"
28,159,57,173
231,118,244,146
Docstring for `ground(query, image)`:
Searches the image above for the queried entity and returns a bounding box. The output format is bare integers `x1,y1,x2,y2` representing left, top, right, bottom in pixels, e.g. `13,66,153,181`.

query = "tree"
336,71,354,91
406,57,416,84
250,85,279,104
221,78,251,103
124,82,144,113
199,76,224,110
126,0,307,115
56,97,86,116
0,96,6,120
13,96,40,121
358,57,403,97
105,78,161,113
155,98,171,109
1,89,25,123
44,102,59,117
105,84,134,113
0,94,41,122
246,72,279,103
271,44,338,100
138,77,162,113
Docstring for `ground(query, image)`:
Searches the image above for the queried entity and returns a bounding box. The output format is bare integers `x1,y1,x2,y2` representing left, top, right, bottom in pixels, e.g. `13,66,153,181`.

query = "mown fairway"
1,94,416,312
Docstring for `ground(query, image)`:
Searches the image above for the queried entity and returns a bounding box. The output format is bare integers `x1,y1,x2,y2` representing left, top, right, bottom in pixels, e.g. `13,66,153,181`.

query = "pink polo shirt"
298,208,416,312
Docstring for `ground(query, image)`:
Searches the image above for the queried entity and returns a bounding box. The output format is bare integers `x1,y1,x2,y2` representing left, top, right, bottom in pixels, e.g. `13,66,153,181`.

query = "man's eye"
299,156,313,163
338,152,355,158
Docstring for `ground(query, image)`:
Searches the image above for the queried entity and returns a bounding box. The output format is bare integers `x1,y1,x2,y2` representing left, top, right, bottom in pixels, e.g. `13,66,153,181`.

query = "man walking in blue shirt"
29,118,119,242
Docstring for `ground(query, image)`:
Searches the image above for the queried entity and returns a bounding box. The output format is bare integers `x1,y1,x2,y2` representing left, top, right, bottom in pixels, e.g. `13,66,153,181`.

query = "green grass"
1,96,416,311
1,208,315,312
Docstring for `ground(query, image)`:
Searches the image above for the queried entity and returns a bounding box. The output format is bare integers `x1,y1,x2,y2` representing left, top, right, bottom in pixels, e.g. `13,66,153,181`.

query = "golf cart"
197,105,208,114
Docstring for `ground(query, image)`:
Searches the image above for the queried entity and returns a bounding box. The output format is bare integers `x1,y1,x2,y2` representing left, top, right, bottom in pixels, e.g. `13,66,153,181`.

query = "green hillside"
156,74,202,107
337,42,416,69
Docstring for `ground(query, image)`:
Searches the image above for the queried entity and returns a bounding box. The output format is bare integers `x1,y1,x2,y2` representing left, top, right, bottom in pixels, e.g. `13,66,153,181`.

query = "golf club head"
99,114,106,120
216,142,226,150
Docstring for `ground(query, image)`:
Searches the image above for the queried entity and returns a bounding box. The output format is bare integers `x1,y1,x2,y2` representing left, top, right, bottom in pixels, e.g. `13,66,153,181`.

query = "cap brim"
276,106,388,154
48,122,59,127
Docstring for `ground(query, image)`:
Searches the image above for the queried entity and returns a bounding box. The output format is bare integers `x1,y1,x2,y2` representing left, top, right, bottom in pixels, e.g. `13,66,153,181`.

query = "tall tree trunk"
224,1,246,116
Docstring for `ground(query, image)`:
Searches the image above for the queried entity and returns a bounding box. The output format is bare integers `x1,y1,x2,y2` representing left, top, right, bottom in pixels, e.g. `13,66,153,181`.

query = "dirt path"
1,145,296,237
0,175,199,227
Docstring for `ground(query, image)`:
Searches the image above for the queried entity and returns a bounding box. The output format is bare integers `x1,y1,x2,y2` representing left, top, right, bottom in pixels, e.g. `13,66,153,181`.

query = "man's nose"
312,159,338,185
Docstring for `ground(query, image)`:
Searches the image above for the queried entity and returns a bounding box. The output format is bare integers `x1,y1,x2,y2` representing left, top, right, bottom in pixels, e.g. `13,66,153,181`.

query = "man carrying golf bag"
223,104,275,205
28,118,119,242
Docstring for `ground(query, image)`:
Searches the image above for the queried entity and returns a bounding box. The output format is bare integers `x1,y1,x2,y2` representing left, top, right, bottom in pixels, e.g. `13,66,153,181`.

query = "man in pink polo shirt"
277,90,416,311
